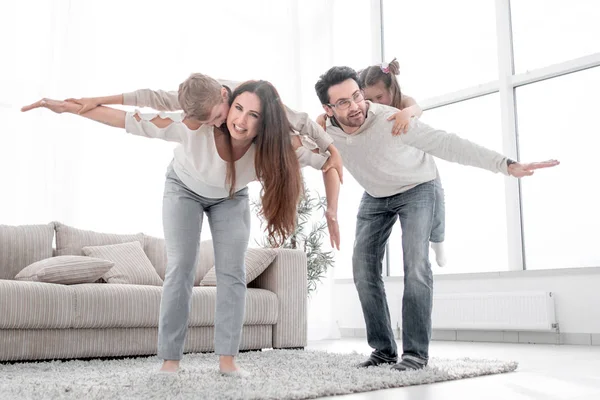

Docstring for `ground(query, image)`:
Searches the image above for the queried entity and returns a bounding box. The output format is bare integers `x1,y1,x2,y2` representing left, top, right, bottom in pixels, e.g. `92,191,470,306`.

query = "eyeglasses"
327,91,364,110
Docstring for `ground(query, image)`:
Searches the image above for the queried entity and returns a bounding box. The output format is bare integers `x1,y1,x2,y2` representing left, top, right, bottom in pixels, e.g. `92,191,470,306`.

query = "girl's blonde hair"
358,58,402,108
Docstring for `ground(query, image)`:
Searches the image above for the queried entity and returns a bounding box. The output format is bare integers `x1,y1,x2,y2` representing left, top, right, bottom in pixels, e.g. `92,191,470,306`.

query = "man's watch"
506,159,517,167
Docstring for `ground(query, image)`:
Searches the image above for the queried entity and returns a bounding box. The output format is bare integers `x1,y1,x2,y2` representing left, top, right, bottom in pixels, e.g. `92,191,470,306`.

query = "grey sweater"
326,102,510,198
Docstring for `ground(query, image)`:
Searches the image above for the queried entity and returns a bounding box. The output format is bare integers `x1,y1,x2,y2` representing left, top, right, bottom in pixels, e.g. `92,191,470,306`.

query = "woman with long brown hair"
22,77,341,377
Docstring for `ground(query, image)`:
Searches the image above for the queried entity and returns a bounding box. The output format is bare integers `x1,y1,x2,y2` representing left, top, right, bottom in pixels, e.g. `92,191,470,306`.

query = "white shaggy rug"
0,350,517,399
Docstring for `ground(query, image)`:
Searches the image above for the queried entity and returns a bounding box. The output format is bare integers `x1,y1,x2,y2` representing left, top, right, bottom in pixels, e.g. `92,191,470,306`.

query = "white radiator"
432,291,557,331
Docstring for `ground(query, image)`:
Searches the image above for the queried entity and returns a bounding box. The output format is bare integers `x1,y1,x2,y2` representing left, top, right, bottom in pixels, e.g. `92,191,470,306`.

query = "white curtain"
1,0,378,340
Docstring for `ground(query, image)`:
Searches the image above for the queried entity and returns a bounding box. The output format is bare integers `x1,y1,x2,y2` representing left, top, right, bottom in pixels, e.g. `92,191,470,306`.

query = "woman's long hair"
223,80,303,246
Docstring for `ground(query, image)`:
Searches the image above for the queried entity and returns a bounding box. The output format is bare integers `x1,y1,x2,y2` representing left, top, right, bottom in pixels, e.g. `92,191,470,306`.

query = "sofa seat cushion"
70,283,162,329
69,285,278,329
0,280,74,329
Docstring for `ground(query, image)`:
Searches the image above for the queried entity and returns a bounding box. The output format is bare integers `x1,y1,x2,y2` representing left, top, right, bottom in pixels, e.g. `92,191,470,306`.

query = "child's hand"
387,109,413,136
316,113,328,131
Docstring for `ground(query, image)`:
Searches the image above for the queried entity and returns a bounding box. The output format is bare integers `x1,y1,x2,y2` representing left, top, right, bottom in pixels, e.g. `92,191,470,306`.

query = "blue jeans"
352,180,435,364
158,166,250,359
430,175,445,243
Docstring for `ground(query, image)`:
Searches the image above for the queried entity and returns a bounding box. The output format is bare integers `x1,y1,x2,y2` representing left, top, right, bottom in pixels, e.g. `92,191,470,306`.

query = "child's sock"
430,241,447,267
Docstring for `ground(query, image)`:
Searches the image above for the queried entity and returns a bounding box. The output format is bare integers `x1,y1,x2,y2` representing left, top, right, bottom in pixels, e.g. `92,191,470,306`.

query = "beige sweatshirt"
326,102,510,198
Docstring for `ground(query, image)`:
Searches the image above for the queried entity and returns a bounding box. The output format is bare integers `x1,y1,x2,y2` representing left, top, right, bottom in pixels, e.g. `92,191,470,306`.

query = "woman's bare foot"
160,360,180,373
21,98,79,114
219,355,239,373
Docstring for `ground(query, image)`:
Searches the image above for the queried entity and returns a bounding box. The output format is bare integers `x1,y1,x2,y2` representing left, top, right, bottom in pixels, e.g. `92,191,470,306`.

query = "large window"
511,0,600,73
382,0,498,100
517,67,600,270
388,94,509,275
378,0,600,276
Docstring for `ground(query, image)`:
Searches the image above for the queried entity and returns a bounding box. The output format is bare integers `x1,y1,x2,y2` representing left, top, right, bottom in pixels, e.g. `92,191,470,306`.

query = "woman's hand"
21,98,81,114
325,209,340,250
316,113,328,131
64,97,100,114
387,109,413,136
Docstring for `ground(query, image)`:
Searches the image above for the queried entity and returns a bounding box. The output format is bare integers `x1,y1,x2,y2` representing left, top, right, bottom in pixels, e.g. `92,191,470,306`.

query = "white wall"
333,268,600,335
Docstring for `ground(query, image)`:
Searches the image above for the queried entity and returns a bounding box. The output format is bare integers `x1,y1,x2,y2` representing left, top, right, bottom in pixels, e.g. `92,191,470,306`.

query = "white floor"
306,338,600,400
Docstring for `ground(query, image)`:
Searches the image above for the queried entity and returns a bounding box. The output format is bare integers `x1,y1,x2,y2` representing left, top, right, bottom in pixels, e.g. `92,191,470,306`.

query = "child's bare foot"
160,360,180,373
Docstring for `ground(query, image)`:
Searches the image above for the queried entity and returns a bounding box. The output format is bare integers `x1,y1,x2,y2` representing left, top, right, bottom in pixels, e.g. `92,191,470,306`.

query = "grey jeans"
353,180,436,364
158,166,250,359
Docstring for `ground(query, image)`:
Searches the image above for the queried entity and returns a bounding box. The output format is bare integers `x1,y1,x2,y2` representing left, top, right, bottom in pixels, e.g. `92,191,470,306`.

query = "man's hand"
65,97,100,114
325,209,340,250
508,159,560,177
322,147,344,184
387,109,413,136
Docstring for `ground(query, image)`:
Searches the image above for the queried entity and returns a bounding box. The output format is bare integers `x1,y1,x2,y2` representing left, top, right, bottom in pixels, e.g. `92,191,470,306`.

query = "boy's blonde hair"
178,73,223,121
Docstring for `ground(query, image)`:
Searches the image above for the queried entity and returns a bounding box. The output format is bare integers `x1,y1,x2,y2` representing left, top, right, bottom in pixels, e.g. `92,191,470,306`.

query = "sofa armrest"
251,248,307,348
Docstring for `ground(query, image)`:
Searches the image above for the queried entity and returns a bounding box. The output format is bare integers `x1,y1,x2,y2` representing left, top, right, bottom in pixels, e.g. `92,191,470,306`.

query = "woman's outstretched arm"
21,98,188,143
21,98,126,127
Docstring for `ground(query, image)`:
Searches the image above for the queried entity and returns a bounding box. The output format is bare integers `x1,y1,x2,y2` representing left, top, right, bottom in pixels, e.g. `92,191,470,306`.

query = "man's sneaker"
357,357,397,368
391,357,427,372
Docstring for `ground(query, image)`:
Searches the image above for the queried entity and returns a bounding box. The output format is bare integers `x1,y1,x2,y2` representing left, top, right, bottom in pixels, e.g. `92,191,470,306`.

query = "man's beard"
337,109,365,128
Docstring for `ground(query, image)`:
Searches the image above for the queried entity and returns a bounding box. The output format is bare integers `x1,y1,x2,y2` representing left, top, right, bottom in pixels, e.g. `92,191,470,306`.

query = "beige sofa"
0,222,307,361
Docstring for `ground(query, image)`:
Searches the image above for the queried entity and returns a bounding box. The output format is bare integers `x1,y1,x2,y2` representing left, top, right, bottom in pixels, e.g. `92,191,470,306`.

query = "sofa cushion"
0,223,55,280
54,222,144,256
200,247,277,286
14,256,114,285
82,242,163,286
0,280,74,329
69,285,278,328
143,235,214,285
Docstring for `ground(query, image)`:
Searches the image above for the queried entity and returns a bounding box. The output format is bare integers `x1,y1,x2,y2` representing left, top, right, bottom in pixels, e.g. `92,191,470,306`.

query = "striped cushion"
0,223,55,280
0,280,74,329
0,325,273,361
14,256,114,285
68,285,277,328
200,247,276,286
54,222,144,256
143,234,214,284
82,242,163,286
0,280,277,330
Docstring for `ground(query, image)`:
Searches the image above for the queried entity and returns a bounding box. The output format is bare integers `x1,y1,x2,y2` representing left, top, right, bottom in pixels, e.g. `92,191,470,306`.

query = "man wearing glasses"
314,66,558,372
